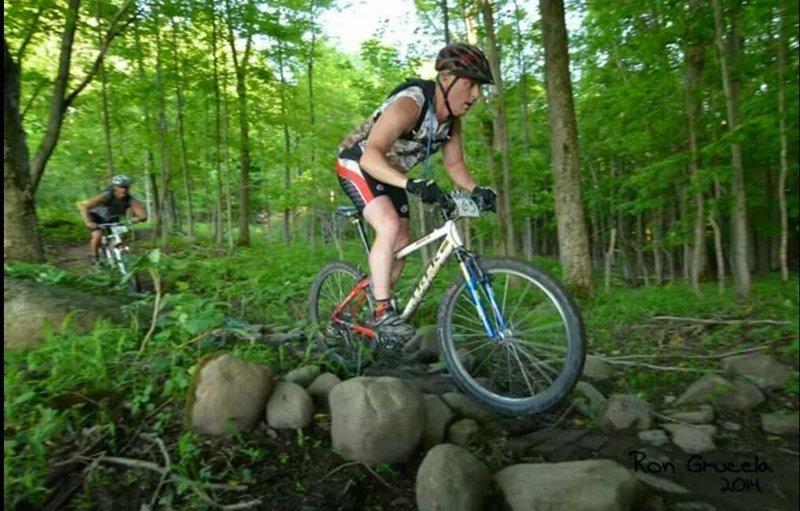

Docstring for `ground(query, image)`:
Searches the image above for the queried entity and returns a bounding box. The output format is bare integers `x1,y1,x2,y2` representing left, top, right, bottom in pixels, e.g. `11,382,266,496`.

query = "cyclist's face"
446,76,481,117
113,185,129,199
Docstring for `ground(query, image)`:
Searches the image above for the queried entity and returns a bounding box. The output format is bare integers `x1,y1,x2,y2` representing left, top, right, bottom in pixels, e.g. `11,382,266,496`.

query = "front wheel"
437,258,586,415
308,261,375,372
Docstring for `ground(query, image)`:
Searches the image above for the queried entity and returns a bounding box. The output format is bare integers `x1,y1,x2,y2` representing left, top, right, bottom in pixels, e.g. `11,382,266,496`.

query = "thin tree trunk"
153,22,171,246
710,175,726,294
540,0,594,296
171,18,195,240
776,0,790,280
97,0,114,179
277,40,292,246
712,0,750,296
604,228,617,292
480,0,515,257
636,212,650,286
653,208,664,284
210,4,223,247
133,10,157,225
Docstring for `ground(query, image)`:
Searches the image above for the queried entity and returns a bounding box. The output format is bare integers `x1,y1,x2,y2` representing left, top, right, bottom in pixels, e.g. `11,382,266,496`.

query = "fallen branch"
360,463,405,492
599,345,769,361
550,400,577,428
319,461,360,483
652,315,792,326
598,359,721,373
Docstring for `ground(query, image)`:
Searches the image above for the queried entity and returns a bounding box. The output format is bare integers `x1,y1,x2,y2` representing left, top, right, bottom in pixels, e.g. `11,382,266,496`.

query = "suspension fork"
457,252,507,339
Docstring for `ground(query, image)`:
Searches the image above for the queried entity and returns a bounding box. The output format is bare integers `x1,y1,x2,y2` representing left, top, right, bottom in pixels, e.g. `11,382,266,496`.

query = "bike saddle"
335,206,360,219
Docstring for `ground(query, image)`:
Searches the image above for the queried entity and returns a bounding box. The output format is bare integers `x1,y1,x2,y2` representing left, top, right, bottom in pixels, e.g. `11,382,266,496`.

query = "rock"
494,459,638,511
416,444,490,511
672,503,716,511
421,394,454,449
600,394,652,431
761,412,799,436
721,421,742,431
675,374,764,411
574,381,608,418
266,381,314,429
404,324,440,363
441,392,495,422
448,418,479,446
285,365,321,388
668,405,714,424
306,373,341,411
663,424,716,454
722,354,793,390
4,277,126,349
634,472,690,494
582,355,616,381
188,354,274,435
329,377,426,463
638,430,669,447
455,348,475,372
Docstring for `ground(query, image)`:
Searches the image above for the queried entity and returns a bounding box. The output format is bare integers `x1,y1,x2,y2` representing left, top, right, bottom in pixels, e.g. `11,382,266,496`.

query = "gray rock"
582,355,616,381
723,354,793,390
721,421,742,431
404,324,440,363
574,381,608,418
600,394,652,431
416,444,490,511
668,405,714,424
638,429,669,447
494,459,638,511
421,394,454,449
448,418,479,446
761,412,799,436
306,373,341,411
672,503,716,511
634,472,690,494
266,381,314,429
441,392,495,422
663,424,716,454
455,348,475,372
285,365,321,388
189,354,274,435
330,377,426,463
675,373,764,411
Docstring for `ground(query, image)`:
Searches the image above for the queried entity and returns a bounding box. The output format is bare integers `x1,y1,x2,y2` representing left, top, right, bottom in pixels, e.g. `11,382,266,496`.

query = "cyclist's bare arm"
360,97,421,189
130,198,147,223
78,193,109,228
441,119,479,191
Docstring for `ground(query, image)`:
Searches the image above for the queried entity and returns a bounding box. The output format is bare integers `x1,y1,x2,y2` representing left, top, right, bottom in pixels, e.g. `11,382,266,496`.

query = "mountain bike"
97,222,141,293
308,192,587,416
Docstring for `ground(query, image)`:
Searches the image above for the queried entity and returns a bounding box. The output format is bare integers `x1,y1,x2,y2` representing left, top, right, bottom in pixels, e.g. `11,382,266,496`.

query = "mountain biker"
335,42,497,338
78,174,147,262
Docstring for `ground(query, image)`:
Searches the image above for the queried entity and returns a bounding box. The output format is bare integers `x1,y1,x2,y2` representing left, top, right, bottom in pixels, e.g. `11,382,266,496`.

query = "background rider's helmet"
434,43,494,85
111,174,132,188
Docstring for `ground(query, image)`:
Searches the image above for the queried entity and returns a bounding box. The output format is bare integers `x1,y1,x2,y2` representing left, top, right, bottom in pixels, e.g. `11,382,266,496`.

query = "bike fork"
460,256,508,339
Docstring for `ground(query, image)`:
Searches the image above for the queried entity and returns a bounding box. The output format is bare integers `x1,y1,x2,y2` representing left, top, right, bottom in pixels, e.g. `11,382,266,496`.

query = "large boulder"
494,459,638,511
722,354,793,390
4,277,125,349
329,377,426,463
675,374,764,411
187,353,274,435
416,444,490,511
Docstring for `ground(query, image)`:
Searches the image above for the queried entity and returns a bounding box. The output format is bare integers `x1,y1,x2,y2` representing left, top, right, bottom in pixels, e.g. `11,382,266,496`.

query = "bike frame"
332,209,508,341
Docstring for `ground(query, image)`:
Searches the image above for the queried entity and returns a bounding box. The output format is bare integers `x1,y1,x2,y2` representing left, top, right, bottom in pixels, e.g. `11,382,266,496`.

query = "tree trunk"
133,9,157,226
540,0,594,296
712,0,750,297
776,0,790,280
154,22,171,246
479,0,515,257
97,0,114,179
711,174,726,294
210,4,224,247
653,208,664,284
171,19,195,240
278,40,292,246
604,228,616,292
224,0,253,246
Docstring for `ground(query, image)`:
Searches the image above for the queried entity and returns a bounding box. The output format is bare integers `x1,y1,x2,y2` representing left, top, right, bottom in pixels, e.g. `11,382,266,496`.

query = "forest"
4,0,799,509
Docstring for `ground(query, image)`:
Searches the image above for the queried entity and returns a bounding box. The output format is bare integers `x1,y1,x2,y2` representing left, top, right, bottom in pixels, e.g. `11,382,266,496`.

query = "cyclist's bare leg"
389,218,410,285
90,230,102,256
363,196,401,301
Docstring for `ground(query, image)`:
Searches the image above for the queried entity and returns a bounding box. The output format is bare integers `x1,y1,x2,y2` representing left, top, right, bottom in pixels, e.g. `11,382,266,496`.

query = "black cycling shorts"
335,157,409,218
89,212,118,231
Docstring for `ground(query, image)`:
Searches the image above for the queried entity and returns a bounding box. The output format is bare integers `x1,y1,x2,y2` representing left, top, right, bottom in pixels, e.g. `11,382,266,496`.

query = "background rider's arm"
442,119,479,191
360,97,421,188
78,193,109,227
130,199,147,222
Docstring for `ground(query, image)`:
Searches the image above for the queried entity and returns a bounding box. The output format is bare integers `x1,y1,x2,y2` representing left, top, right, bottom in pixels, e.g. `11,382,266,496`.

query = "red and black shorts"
335,157,410,218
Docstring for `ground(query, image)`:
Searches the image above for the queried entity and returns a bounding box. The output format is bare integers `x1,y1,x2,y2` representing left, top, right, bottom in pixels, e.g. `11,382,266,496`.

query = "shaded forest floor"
5,229,799,510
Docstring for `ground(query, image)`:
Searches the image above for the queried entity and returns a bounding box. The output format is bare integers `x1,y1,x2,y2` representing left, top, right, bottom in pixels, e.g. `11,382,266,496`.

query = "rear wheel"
309,262,375,372
438,258,586,415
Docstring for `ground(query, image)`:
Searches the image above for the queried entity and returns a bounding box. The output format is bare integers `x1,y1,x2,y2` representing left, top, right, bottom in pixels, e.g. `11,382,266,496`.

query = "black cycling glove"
471,185,497,212
406,179,445,204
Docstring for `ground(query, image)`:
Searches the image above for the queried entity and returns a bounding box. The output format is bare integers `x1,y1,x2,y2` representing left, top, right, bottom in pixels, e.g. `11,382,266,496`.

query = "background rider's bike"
309,192,587,416
96,222,141,293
